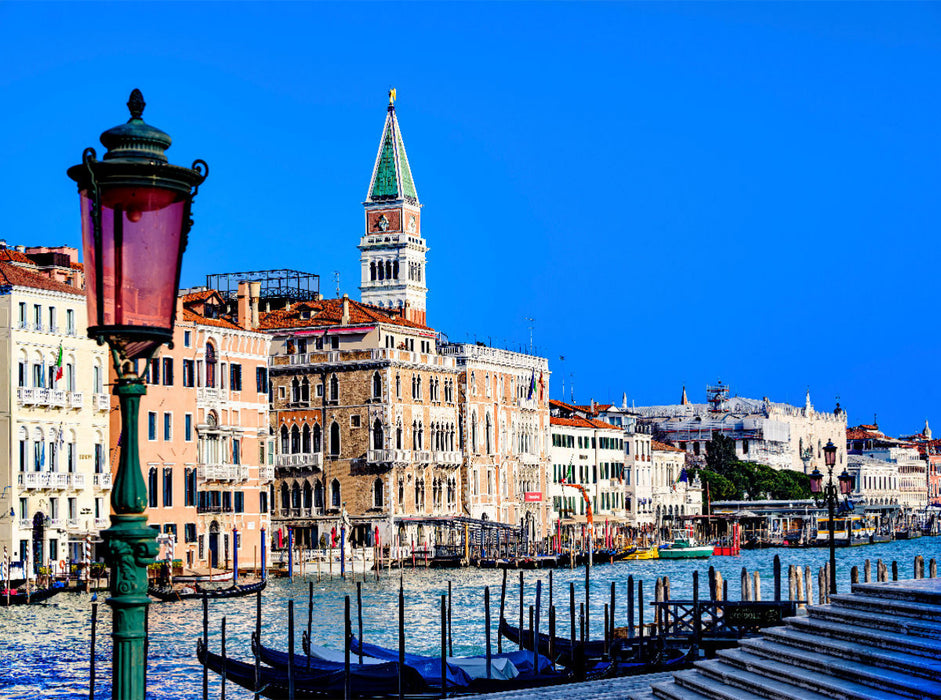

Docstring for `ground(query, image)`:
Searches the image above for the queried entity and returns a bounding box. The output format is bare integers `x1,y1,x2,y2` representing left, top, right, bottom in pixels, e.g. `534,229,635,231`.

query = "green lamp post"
67,89,207,699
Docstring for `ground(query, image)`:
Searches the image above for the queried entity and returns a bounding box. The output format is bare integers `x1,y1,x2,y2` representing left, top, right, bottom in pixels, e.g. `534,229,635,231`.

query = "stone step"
762,625,941,681
786,615,941,658
648,678,714,700
714,647,906,700
808,603,941,639
830,592,941,623
738,637,941,699
691,658,832,700
669,669,779,700
852,578,941,606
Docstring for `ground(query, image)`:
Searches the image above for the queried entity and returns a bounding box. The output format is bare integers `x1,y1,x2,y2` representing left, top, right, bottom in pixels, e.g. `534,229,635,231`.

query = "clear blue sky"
2,2,939,437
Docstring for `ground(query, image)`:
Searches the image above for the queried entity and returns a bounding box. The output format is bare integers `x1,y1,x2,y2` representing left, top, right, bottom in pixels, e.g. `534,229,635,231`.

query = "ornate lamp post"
67,90,207,700
809,439,853,595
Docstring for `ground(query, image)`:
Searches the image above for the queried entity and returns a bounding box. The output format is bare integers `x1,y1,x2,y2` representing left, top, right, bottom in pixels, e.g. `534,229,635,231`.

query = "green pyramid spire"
367,96,419,204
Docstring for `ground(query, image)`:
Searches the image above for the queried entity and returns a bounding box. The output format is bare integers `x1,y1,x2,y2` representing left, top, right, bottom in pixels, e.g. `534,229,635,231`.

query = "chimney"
15,245,25,252
236,281,251,330
341,294,350,325
250,282,261,328
0,240,6,250
591,398,596,413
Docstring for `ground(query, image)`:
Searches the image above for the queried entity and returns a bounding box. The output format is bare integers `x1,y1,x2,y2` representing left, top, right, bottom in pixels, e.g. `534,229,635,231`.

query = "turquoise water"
1,537,939,699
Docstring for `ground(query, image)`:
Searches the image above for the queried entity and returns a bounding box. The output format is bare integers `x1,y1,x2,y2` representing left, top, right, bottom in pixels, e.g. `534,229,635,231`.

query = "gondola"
148,578,266,602
197,640,434,699
0,586,62,606
499,616,607,664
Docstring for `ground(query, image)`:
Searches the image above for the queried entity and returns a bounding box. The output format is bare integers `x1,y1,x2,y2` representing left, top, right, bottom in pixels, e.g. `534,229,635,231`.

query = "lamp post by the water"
67,89,207,700
810,439,853,595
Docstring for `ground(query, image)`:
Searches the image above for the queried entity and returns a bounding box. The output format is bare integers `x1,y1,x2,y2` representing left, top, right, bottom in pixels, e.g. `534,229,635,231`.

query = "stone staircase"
631,578,941,700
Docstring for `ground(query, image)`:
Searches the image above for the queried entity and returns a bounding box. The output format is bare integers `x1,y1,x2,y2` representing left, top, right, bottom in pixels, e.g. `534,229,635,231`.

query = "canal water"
1,537,939,699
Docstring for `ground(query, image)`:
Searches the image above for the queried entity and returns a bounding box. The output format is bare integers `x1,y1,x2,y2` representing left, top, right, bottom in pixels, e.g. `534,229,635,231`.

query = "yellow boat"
623,547,659,560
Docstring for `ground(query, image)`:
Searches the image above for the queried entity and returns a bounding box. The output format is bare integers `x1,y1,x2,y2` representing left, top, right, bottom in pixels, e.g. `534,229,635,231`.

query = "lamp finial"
127,89,145,120
389,87,396,106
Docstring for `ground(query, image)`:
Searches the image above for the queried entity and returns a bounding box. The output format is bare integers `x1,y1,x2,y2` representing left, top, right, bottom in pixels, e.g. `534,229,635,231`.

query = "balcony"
48,518,64,529
288,353,311,365
47,390,67,407
94,473,113,489
259,465,275,482
519,398,538,411
52,473,69,489
69,473,86,489
18,519,31,529
94,518,109,529
68,392,84,409
413,450,432,463
17,388,38,405
434,450,462,466
67,518,80,530
276,453,323,469
21,472,51,489
197,463,250,482
197,387,229,404
94,394,110,410
520,452,539,466
367,449,412,464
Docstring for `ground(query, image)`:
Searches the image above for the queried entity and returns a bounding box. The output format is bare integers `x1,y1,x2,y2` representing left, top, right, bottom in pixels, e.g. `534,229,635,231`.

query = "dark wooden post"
773,555,781,603
398,582,405,700
627,575,634,639
534,580,542,675
892,560,899,581
255,589,263,696
484,586,492,680
356,582,364,664
708,565,716,601
288,600,295,700
202,592,209,700
548,605,556,669
89,600,97,700
440,594,447,699
498,569,507,653
221,616,227,700
638,579,644,639
569,582,576,660
692,570,701,647
519,571,524,651
609,581,616,645
584,562,590,640
448,580,453,656
604,603,610,656
344,596,352,700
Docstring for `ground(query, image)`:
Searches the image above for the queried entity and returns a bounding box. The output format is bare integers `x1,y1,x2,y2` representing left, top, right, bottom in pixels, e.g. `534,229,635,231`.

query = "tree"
705,433,738,475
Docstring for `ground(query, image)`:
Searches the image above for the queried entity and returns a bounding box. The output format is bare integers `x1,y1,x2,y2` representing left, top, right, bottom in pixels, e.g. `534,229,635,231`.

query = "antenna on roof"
333,271,340,298
523,317,534,353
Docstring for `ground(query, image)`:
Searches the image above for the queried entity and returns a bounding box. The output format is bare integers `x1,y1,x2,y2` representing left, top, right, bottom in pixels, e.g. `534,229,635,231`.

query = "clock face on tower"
407,215,416,233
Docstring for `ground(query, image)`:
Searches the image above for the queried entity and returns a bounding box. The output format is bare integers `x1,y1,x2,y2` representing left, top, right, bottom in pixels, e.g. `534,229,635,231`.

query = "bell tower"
359,90,428,325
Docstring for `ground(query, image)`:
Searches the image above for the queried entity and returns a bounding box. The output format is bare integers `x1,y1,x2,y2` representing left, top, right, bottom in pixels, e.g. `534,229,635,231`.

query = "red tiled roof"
0,262,82,295
259,298,431,332
857,424,879,431
181,308,242,330
70,262,84,271
550,415,621,431
181,289,219,304
0,249,35,264
846,429,882,440
652,440,684,452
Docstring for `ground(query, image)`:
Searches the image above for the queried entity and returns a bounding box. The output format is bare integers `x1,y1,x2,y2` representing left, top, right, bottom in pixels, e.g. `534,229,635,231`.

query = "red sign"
524,492,542,502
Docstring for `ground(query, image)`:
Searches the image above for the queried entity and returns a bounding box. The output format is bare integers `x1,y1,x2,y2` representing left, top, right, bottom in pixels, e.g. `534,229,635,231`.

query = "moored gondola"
148,578,266,602
0,586,62,606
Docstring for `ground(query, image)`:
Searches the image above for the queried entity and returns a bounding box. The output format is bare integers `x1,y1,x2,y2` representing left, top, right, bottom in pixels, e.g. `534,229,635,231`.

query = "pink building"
112,282,272,572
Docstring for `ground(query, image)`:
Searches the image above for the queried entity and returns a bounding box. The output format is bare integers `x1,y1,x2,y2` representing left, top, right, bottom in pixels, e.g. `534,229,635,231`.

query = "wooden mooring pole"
485,585,492,680
89,599,97,700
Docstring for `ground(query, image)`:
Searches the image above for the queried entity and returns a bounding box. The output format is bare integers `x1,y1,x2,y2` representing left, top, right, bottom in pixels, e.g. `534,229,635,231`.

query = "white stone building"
0,247,111,578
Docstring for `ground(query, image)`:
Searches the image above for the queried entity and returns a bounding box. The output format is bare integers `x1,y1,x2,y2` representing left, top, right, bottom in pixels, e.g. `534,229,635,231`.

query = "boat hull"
657,546,713,560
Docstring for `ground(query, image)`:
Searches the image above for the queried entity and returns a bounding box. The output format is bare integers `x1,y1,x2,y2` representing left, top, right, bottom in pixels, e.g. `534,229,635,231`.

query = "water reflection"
0,538,938,699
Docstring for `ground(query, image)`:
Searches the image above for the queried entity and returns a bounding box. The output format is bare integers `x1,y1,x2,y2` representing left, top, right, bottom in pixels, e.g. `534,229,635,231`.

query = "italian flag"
54,344,63,383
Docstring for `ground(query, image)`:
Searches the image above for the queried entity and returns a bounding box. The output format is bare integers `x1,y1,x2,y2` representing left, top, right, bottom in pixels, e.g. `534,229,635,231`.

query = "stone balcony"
48,518,64,529
276,452,323,469
413,450,432,463
69,474,86,489
367,449,412,464
519,398,538,411
49,390,67,407
93,473,113,489
68,392,84,409
197,463,250,482
196,387,230,405
259,465,275,482
434,450,462,466
94,518,109,529
19,472,51,489
51,473,69,489
18,519,31,529
67,518,80,530
94,393,110,411
520,452,539,465
16,388,38,405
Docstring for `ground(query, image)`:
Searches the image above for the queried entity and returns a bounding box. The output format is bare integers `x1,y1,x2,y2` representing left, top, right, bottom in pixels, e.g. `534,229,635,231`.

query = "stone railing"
519,452,539,465
94,393,110,410
48,390,67,407
18,519,32,529
519,398,538,411
17,388,39,405
94,518,109,529
70,473,86,489
52,473,69,489
413,450,432,463
198,463,250,482
259,465,275,482
67,518,80,530
434,450,462,465
276,453,323,469
49,518,64,529
94,473,113,489
68,392,84,409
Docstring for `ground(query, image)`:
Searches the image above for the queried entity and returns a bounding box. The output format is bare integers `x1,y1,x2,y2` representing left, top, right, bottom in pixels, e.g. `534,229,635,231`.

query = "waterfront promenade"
0,538,938,699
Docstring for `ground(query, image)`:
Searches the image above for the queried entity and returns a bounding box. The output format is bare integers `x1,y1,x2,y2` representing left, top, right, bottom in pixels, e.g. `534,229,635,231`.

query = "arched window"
301,377,310,403
314,480,324,511
374,478,384,508
331,479,341,508
396,419,403,449
373,419,384,450
392,260,399,279
291,483,301,509
312,424,322,452
370,262,376,281
291,425,300,454
377,262,384,281
372,372,382,399
206,343,216,388
280,426,289,454
471,412,478,453
280,483,289,512
385,261,392,280
302,424,311,453
291,378,300,403
395,373,401,398
330,422,340,456
411,421,418,450
303,482,312,509
329,375,339,402
485,413,493,454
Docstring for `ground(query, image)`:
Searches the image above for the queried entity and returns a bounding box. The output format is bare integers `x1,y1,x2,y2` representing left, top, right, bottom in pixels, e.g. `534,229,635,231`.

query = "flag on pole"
54,344,64,383
527,369,536,400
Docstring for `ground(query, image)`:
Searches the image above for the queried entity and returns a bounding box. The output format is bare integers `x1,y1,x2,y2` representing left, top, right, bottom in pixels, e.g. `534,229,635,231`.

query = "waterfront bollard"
915,555,925,579
357,582,364,664
440,595,447,699
203,593,209,700
741,568,749,601
715,570,724,602
722,580,729,603
519,571,524,651
664,575,671,601
448,581,453,656
692,571,701,646
534,580,542,675
255,591,262,698
569,582,576,653
773,556,782,602
788,565,796,602
878,559,887,582
498,569,507,653
529,605,536,673
585,561,591,639
892,560,898,581
851,565,859,584
604,603,610,654
754,571,761,601
308,583,314,667
638,579,644,638
549,570,553,612
708,566,717,601
805,565,813,606
345,596,352,700
627,575,635,638
931,559,937,578
795,566,805,607
819,568,827,605
549,605,556,668
398,582,405,700
485,586,492,680
864,559,871,583
609,581,615,645
221,616,227,700
288,600,295,700
89,600,97,700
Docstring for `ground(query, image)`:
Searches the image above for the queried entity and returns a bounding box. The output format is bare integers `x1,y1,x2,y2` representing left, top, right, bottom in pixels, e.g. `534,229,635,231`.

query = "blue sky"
2,2,939,437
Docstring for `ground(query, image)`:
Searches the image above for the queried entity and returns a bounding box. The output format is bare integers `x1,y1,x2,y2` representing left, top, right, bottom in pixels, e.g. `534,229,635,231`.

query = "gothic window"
385,260,392,279
486,412,493,454
372,372,382,399
313,424,322,452
396,419,403,449
374,478,384,508
412,421,418,450
302,424,311,453
291,378,300,403
329,374,339,402
285,425,297,454
330,422,340,457
395,373,401,398
206,343,216,388
280,483,289,512
331,479,341,508
373,419,384,450
291,483,301,509
303,482,312,509
471,411,478,453
314,480,324,511
301,377,310,403
370,262,376,281
418,422,424,450
393,260,399,279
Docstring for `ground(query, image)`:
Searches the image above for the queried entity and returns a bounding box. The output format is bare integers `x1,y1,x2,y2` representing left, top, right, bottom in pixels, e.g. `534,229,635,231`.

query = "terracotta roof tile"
259,298,432,332
181,289,219,304
0,249,35,264
0,262,82,295
181,308,242,330
846,429,883,440
550,415,621,431
652,440,684,452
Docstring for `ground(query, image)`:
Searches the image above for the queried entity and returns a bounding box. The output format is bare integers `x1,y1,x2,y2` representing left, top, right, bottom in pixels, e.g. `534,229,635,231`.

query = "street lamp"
67,89,207,700
809,439,853,594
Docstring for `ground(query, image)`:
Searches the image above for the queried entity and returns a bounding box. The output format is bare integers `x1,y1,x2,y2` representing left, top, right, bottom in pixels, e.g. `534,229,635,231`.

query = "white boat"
814,515,875,546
